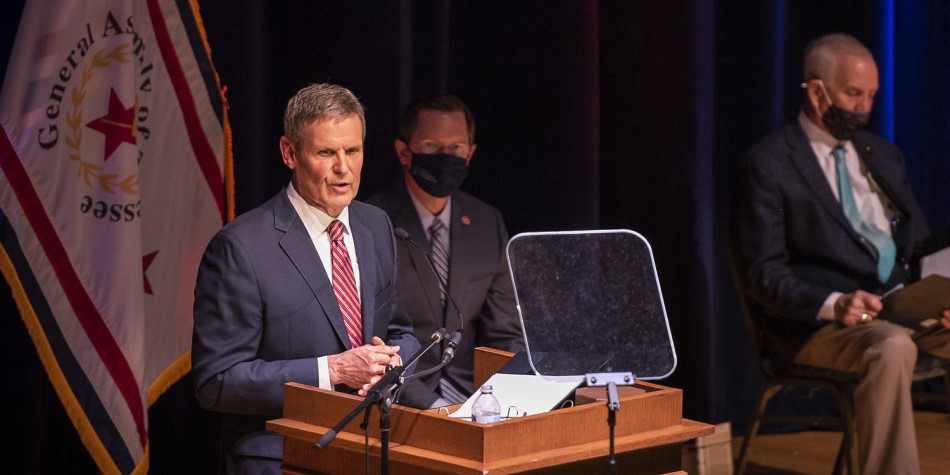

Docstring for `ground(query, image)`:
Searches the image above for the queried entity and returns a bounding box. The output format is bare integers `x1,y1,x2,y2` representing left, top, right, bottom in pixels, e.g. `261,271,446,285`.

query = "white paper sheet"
921,246,950,279
448,373,583,422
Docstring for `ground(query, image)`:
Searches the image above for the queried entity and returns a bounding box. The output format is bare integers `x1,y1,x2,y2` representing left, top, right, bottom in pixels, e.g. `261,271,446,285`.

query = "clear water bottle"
471,384,501,423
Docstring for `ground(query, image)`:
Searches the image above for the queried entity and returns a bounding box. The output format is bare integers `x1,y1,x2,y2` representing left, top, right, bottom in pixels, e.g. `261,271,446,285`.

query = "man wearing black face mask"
737,33,950,474
366,94,525,409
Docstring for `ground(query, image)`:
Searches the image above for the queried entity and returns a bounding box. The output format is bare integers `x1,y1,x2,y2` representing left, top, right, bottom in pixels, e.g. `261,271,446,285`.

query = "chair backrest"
726,221,779,382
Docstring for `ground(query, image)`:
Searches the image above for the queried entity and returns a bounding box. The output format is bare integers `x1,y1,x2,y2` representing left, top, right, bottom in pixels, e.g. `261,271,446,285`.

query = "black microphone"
393,227,465,365
440,330,462,365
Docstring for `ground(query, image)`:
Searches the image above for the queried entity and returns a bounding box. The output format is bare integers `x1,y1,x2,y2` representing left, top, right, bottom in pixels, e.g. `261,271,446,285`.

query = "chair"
728,230,950,475
911,352,950,411
727,233,859,475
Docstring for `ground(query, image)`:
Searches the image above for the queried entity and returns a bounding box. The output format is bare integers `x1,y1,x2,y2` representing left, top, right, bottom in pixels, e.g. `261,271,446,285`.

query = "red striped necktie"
328,220,362,348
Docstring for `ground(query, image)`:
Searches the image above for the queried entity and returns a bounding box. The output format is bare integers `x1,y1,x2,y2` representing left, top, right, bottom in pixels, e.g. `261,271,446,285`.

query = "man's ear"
394,138,412,167
804,80,826,113
280,136,296,170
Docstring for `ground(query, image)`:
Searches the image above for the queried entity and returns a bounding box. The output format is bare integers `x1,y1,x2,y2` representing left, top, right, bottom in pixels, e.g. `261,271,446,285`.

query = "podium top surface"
506,230,677,379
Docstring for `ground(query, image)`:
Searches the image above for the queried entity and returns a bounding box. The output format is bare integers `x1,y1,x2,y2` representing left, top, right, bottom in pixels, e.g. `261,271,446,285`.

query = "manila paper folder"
880,275,950,330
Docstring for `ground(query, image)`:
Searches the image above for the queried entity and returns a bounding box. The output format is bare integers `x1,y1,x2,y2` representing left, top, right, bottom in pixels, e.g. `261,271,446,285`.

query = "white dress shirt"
286,184,361,389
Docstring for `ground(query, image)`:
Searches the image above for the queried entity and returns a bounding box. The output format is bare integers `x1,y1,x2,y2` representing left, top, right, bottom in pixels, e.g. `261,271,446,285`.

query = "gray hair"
803,33,874,86
283,83,366,148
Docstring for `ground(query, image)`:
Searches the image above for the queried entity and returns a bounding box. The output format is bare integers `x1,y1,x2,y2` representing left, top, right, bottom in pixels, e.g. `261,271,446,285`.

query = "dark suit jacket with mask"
191,189,420,462
738,123,930,369
366,181,526,409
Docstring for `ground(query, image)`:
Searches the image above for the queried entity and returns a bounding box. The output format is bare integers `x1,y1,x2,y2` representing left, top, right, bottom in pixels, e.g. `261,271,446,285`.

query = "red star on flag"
143,250,158,295
86,89,137,161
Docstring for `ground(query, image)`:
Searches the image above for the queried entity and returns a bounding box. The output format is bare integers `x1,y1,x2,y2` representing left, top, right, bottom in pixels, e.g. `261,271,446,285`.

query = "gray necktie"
428,218,449,306
428,218,466,403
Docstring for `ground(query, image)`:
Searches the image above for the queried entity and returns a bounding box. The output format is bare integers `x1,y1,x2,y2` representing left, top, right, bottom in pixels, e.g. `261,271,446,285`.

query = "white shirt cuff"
317,356,332,390
819,292,842,322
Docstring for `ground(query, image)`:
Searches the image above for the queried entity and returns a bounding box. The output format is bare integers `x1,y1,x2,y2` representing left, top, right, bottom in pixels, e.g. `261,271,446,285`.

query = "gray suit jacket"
738,124,929,365
366,181,525,408
191,189,419,461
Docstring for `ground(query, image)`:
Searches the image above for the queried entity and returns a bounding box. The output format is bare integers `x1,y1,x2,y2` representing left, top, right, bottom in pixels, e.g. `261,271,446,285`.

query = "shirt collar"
408,188,451,232
799,110,846,150
286,183,351,236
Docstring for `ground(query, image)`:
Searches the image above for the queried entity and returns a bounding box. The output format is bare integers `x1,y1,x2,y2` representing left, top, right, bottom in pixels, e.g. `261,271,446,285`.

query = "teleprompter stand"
586,370,636,475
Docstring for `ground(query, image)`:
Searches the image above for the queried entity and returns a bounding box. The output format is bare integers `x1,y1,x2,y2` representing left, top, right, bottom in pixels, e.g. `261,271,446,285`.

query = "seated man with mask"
367,94,526,409
737,33,950,475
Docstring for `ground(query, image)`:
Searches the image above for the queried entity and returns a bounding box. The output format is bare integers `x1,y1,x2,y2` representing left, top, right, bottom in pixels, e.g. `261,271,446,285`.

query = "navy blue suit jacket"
191,189,419,460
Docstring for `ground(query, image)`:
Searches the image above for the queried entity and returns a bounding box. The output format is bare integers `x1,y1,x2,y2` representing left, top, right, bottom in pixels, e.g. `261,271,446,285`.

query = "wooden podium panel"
268,348,713,474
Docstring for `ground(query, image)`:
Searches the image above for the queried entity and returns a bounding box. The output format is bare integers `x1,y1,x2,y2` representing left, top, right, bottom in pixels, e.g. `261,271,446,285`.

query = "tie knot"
328,220,345,242
429,218,445,233
832,145,846,163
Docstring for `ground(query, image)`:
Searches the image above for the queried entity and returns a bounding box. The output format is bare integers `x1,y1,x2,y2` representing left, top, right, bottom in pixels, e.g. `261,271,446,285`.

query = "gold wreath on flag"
64,44,139,196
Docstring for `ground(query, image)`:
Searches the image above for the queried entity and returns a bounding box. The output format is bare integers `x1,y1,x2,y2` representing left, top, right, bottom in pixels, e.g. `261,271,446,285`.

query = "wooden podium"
267,348,713,474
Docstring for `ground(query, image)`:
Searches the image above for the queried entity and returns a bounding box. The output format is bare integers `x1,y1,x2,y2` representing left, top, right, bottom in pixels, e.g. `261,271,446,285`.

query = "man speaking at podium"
367,94,525,409
191,83,419,473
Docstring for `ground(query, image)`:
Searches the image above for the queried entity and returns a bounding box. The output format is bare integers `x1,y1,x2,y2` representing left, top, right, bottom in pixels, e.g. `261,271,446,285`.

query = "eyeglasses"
410,139,471,158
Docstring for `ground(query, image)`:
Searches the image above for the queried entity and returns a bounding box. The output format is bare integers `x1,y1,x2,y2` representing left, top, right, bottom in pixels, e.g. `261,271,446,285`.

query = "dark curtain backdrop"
2,1,948,472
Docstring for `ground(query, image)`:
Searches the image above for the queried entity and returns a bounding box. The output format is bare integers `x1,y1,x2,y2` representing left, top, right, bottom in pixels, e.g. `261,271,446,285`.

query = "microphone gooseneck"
392,227,465,365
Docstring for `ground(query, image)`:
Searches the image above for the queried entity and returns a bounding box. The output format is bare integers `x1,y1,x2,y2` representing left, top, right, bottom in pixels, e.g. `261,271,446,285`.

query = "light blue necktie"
832,145,896,283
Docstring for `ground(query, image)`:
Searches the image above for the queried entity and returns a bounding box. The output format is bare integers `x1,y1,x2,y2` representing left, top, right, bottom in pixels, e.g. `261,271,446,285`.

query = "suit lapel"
852,135,911,219
273,191,350,348
787,125,865,247
786,125,857,235
447,195,475,316
350,208,376,341
389,184,447,326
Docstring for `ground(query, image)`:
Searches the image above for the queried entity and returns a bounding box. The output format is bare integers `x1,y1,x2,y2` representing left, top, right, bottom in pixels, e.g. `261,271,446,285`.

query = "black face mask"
817,81,870,141
409,152,469,197
822,104,869,141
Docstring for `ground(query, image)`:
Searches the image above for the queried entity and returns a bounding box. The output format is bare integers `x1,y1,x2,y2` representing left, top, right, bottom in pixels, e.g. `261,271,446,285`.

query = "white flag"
0,0,230,473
